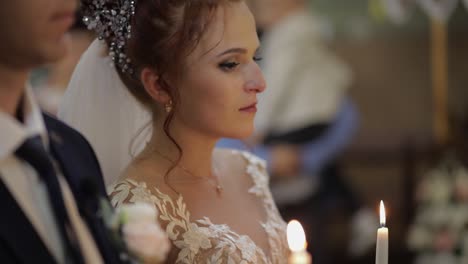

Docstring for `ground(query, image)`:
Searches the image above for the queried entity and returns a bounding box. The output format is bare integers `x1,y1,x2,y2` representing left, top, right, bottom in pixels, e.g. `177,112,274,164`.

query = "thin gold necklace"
153,149,224,195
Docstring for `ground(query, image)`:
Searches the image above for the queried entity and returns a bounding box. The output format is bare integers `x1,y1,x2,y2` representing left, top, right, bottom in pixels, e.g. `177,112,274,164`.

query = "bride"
59,0,290,263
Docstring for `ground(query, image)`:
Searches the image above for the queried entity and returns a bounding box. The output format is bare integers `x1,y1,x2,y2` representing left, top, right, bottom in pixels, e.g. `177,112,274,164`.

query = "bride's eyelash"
219,56,263,72
219,61,240,71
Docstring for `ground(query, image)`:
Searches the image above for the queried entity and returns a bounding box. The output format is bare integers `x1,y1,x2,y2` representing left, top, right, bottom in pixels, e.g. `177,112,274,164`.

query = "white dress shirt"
255,10,353,135
0,86,103,264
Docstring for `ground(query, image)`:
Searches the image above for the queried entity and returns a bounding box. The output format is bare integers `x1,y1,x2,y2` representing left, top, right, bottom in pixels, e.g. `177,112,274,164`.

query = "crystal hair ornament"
82,0,136,74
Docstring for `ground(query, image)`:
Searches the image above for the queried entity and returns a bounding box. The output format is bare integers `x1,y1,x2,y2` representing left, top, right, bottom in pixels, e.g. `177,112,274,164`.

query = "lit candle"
287,220,312,264
376,201,388,264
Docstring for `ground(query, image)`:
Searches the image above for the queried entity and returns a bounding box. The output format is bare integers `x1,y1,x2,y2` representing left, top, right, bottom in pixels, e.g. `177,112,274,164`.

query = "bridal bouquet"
101,200,171,263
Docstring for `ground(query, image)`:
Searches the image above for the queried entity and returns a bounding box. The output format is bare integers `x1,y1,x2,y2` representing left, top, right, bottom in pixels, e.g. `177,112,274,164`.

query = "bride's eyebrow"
217,47,247,57
216,46,261,57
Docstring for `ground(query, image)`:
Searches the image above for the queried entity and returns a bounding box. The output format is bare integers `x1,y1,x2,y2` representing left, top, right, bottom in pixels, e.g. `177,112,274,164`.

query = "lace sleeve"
235,151,270,198
107,179,157,209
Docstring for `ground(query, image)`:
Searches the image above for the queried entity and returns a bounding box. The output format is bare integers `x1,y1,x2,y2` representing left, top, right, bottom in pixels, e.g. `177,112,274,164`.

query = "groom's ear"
140,67,171,103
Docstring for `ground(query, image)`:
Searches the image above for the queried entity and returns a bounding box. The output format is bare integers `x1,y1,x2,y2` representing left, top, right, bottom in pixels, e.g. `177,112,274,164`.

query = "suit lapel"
0,180,55,263
47,129,89,204
45,117,125,264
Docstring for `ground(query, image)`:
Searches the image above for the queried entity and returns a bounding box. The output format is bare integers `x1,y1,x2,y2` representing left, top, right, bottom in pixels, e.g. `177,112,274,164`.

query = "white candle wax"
376,201,388,264
376,227,388,264
289,250,312,264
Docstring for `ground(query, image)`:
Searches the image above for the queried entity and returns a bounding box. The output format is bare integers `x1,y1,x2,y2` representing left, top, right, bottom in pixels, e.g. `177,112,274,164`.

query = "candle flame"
380,200,386,226
287,220,307,252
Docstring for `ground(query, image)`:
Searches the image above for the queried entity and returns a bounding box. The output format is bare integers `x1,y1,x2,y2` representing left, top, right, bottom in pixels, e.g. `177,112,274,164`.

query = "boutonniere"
99,199,170,263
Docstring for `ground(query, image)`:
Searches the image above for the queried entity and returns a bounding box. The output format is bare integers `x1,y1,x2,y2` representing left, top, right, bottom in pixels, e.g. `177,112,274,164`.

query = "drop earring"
165,100,173,113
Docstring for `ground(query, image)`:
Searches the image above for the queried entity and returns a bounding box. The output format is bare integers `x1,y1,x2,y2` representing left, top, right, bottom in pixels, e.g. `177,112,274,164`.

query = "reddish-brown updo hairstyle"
81,0,241,191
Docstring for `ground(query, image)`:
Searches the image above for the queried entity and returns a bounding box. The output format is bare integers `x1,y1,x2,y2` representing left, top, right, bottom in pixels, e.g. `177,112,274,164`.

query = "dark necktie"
15,135,84,264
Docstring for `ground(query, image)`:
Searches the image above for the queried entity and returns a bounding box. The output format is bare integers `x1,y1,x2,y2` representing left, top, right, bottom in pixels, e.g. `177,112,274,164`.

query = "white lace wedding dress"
109,150,290,263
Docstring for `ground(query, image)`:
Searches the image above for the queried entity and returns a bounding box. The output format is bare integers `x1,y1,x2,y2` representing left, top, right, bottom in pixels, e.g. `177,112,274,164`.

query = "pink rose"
118,203,170,263
123,222,170,263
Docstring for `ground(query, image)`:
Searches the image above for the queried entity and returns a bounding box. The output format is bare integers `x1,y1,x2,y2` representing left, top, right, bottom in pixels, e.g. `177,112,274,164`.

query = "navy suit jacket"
0,114,128,263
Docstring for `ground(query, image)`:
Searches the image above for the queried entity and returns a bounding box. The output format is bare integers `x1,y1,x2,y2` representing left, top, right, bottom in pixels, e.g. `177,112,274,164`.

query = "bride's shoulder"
214,148,267,172
108,165,145,191
107,165,156,206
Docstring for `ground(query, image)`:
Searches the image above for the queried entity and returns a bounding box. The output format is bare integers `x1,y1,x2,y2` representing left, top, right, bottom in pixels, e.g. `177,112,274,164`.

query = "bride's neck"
143,119,218,180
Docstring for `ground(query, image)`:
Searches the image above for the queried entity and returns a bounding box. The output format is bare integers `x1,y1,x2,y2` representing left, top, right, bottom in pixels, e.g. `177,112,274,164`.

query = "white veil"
58,39,152,186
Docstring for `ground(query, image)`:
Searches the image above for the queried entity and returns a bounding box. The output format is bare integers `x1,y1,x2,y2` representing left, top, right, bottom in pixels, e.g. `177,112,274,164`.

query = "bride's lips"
239,102,257,113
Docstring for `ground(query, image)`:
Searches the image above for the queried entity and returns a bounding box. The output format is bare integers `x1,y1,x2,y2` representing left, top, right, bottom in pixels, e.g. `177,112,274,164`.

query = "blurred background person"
218,0,377,263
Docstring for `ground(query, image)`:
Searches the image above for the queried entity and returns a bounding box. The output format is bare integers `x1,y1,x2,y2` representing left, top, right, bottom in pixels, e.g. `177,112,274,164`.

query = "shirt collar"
0,85,48,160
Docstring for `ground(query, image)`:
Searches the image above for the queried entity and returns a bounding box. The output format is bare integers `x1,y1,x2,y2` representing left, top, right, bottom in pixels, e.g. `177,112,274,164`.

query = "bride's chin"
224,127,254,140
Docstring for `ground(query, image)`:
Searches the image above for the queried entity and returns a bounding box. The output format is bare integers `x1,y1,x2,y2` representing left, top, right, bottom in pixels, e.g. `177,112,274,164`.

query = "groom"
0,0,129,263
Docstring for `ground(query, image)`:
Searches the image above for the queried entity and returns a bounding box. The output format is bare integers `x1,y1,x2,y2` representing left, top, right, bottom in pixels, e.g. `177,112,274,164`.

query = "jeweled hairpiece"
82,0,136,74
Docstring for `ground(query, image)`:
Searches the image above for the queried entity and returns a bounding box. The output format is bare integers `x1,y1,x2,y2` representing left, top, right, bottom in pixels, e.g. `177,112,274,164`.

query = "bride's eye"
253,56,262,62
219,61,240,72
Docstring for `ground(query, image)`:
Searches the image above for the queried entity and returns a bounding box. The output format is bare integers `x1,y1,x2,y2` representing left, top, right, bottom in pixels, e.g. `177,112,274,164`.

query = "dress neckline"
111,150,288,263
121,170,275,262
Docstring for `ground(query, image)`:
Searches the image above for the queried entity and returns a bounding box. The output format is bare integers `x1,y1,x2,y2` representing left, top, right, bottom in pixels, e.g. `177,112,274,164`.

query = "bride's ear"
140,67,171,103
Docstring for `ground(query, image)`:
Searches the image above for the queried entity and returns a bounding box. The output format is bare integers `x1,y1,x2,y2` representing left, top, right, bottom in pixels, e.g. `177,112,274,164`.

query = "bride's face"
174,1,265,139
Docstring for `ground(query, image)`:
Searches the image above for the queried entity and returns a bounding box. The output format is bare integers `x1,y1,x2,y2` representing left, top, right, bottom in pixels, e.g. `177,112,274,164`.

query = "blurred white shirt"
255,10,352,135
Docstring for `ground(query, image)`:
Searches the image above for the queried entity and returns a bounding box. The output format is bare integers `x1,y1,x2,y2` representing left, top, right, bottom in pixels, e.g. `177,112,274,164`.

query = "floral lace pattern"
109,150,290,264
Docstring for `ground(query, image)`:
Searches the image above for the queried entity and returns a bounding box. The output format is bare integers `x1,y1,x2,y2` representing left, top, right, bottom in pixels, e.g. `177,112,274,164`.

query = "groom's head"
0,0,78,70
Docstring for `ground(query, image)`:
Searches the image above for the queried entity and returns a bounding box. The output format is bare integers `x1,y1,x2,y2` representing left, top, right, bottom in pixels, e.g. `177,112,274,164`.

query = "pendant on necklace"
216,184,223,194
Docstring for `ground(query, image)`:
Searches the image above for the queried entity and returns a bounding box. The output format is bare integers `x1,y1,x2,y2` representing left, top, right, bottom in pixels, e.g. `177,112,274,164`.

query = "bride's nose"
244,66,266,93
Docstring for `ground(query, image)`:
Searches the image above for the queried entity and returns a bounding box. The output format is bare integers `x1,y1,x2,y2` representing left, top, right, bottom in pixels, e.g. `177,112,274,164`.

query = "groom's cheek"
0,0,77,68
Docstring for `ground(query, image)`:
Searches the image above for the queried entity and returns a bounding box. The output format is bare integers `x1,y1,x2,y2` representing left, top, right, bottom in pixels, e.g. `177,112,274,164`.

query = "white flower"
123,222,170,263
118,202,157,224
118,202,170,263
